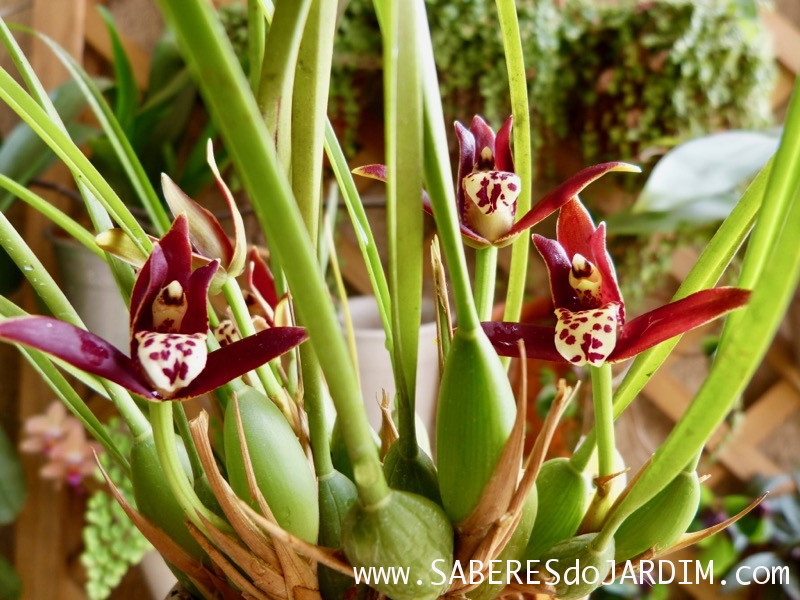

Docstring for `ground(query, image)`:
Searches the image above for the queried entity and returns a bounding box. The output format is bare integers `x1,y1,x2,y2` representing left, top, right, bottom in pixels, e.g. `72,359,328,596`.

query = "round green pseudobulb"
436,328,516,522
224,387,319,543
383,444,441,504
614,469,700,562
318,469,359,599
538,533,615,600
524,458,589,559
342,490,454,600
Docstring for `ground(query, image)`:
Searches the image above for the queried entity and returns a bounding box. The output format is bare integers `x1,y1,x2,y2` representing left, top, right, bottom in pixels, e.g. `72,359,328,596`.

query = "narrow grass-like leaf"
384,0,423,446
324,120,392,354
0,80,87,212
495,0,532,329
29,28,171,234
0,175,103,258
0,65,152,252
96,6,139,133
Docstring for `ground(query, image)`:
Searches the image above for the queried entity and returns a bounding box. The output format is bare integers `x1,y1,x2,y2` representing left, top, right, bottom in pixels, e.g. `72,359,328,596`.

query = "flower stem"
474,246,498,322
495,0,532,341
150,402,230,534
591,362,614,478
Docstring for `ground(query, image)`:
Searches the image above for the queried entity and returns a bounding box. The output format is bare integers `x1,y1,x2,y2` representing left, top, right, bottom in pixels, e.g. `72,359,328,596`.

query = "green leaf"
96,6,139,134
632,130,779,214
0,425,24,525
0,80,88,212
28,28,171,234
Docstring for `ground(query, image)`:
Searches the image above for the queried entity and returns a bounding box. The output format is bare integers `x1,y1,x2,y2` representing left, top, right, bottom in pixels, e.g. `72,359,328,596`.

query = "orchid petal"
0,317,154,398
162,176,233,267
556,200,624,319
554,303,619,366
206,140,247,276
494,116,514,173
213,320,240,346
610,288,750,363
590,222,625,321
175,327,308,399
181,260,220,334
479,321,562,361
532,234,577,310
469,115,496,169
135,331,208,398
96,229,228,294
500,162,641,242
247,248,279,310
155,214,193,289
130,242,169,338
454,121,476,219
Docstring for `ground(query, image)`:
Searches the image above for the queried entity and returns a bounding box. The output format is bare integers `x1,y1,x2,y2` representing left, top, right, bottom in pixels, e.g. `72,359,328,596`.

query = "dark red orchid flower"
0,216,306,400
214,248,291,346
354,115,640,248
482,198,750,366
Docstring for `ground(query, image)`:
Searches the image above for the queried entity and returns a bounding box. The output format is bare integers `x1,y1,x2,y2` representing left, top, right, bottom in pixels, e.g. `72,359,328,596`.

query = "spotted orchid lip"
481,287,750,365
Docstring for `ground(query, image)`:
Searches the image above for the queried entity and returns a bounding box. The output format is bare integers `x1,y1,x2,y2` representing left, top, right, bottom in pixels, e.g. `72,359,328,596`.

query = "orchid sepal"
96,228,229,294
160,140,247,278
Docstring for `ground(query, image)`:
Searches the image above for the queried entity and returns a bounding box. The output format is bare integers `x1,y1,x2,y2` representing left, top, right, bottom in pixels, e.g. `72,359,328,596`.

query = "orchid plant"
0,1,798,599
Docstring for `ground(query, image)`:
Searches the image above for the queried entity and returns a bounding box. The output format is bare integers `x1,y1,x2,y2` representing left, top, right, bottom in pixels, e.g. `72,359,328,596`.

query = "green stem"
257,0,311,168
591,362,614,478
156,0,389,507
300,345,334,476
247,0,266,93
221,277,293,418
495,0,532,338
473,246,498,321
174,403,203,478
150,402,230,534
570,156,771,473
415,2,480,333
